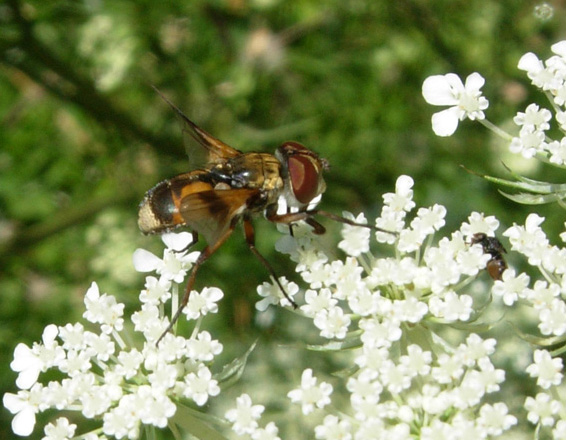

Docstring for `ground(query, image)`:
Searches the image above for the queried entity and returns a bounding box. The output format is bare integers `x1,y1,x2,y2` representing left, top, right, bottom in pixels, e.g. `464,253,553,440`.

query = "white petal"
42,324,58,345
395,175,414,193
132,249,161,272
422,74,460,105
162,232,194,251
552,41,566,58
15,368,40,390
431,107,460,137
85,282,100,300
203,287,224,302
12,406,36,436
464,72,485,92
3,393,25,414
518,52,542,72
10,344,34,371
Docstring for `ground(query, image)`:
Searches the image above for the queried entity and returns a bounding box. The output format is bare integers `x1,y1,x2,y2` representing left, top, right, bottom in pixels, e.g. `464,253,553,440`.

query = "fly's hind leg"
243,215,298,309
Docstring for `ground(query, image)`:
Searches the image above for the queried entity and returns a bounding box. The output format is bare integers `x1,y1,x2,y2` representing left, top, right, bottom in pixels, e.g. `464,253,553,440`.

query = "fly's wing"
153,86,242,170
179,188,258,246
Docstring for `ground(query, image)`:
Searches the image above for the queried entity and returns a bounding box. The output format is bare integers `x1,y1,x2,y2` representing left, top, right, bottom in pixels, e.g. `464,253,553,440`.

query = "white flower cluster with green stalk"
4,172,528,440
422,40,566,164
3,233,226,440
3,169,564,438
422,40,566,439
254,175,520,439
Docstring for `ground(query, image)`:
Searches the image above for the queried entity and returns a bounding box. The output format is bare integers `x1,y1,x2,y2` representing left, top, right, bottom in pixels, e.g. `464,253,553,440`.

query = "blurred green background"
1,0,565,438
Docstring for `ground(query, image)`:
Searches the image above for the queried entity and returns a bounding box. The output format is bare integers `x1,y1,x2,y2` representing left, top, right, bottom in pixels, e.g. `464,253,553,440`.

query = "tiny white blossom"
186,331,223,362
554,420,566,439
301,288,337,317
346,369,383,405
139,276,171,305
431,353,464,384
509,128,546,158
457,334,497,367
460,212,500,238
456,245,490,277
420,419,454,440
225,393,265,435
252,421,281,440
131,304,168,339
477,402,517,436
256,277,299,311
58,349,92,377
525,280,560,311
422,72,489,136
83,282,124,333
538,299,566,336
359,317,402,348
313,307,351,340
400,344,432,376
504,214,548,263
379,359,412,394
287,369,333,415
526,349,563,389
547,138,566,165
148,363,178,392
382,175,416,213
513,103,552,131
393,297,428,324
10,324,64,390
491,269,529,306
411,204,446,235
115,349,144,380
83,331,115,362
375,209,405,243
183,365,220,406
429,291,473,322
42,417,76,440
518,42,566,93
183,286,224,320
132,247,199,283
338,212,370,257
525,392,561,427
58,322,86,351
314,415,352,440
397,227,428,253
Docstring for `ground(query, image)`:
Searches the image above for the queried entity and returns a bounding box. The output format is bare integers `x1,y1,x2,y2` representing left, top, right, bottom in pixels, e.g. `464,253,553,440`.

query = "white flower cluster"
3,234,224,439
254,175,519,439
5,172,566,438
421,40,566,438
423,40,566,164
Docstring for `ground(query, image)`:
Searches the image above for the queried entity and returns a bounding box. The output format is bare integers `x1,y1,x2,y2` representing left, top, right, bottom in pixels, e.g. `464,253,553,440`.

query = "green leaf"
214,340,257,386
307,333,362,351
499,191,566,205
461,164,566,194
171,404,230,440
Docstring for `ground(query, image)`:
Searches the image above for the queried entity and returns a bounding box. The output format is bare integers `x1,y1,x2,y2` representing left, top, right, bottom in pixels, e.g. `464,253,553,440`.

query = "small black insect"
471,233,507,281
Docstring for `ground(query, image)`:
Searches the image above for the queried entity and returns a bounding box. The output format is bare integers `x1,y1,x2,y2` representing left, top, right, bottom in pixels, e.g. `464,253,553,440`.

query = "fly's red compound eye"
280,142,325,204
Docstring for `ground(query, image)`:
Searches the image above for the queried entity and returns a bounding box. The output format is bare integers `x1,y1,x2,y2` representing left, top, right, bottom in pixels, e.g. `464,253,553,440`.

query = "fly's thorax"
210,153,284,193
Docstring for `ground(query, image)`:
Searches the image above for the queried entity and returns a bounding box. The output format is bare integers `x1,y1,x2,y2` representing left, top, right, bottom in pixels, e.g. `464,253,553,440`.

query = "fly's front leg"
265,205,397,236
265,205,326,235
307,209,397,236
